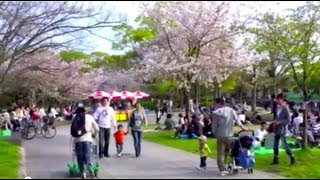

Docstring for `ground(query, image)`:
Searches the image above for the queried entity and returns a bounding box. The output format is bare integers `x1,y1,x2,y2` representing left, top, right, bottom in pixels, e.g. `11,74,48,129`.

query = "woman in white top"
292,111,303,135
253,121,268,147
72,107,99,179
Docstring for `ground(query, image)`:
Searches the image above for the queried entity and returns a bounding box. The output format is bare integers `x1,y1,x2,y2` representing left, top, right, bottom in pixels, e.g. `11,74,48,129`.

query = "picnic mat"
254,147,301,155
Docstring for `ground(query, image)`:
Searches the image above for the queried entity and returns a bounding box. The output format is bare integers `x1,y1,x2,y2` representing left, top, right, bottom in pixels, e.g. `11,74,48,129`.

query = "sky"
83,1,309,55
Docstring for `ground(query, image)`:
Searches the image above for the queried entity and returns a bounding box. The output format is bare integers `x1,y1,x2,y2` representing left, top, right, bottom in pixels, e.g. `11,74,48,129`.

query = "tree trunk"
194,83,198,104
29,89,36,105
251,66,257,112
251,83,257,112
182,88,190,120
180,89,184,108
302,90,308,149
214,82,221,99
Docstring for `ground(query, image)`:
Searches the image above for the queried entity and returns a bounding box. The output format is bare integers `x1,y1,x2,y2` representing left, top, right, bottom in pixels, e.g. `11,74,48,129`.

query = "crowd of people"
0,104,61,132
154,93,304,176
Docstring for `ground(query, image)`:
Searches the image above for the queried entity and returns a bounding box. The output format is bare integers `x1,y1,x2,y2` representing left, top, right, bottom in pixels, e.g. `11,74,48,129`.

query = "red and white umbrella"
89,90,111,99
120,91,135,100
133,91,150,99
109,91,122,99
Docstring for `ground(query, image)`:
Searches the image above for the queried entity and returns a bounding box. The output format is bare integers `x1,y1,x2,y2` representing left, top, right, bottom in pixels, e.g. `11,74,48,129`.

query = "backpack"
129,111,143,129
70,115,87,138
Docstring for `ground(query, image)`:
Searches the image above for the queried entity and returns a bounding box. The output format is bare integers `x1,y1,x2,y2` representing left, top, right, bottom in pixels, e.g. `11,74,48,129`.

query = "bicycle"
21,116,57,140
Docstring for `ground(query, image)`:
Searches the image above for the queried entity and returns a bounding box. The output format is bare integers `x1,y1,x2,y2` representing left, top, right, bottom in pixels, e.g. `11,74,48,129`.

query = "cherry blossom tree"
7,51,105,104
0,1,123,92
135,1,251,116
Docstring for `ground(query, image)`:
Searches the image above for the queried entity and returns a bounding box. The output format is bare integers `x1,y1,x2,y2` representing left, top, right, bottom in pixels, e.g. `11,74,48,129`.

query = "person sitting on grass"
295,123,318,147
250,111,262,124
0,110,12,130
173,115,186,138
163,113,175,130
191,114,204,137
203,115,212,138
238,110,247,125
311,117,320,138
180,118,197,139
253,121,268,147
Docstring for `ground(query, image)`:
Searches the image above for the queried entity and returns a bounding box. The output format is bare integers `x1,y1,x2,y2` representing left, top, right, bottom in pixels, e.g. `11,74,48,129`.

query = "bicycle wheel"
22,126,37,140
41,125,57,139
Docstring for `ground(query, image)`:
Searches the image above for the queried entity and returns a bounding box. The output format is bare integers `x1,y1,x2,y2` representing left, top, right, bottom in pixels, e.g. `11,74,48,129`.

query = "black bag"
129,112,135,128
70,115,87,138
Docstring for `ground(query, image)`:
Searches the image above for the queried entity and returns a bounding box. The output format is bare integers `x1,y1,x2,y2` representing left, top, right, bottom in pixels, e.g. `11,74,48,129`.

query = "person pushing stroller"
211,97,247,176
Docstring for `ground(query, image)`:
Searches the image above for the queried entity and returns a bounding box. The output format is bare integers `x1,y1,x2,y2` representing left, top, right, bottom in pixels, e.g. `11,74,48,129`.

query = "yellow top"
200,143,211,157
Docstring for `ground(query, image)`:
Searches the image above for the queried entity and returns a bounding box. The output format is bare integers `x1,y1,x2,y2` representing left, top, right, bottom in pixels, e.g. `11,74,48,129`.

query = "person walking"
211,97,247,176
93,97,117,158
70,107,99,179
127,103,147,157
155,101,161,124
196,135,211,171
272,93,296,165
113,124,128,157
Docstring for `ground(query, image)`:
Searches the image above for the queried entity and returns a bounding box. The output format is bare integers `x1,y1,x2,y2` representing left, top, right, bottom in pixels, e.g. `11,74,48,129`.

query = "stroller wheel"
94,170,98,177
227,163,233,173
69,170,74,177
233,169,238,174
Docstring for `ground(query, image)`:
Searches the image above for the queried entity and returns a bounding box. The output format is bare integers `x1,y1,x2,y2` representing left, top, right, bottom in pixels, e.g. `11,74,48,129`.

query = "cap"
198,135,207,141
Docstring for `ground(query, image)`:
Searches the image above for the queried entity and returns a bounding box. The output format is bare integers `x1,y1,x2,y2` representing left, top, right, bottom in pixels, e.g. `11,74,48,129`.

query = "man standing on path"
211,97,247,176
93,97,117,158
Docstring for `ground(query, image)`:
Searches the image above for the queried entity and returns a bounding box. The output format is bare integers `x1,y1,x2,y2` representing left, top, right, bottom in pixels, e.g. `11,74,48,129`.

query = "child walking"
113,124,128,157
197,135,211,171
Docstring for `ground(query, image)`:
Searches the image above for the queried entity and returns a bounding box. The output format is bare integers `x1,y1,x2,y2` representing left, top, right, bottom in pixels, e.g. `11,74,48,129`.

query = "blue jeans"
75,141,92,173
273,133,293,157
132,130,142,157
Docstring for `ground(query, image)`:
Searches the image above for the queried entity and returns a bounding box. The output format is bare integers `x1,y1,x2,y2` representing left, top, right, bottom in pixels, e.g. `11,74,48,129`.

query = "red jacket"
113,130,127,144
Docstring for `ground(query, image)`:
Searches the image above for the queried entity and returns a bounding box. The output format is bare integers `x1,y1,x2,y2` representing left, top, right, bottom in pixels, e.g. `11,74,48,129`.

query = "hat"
198,135,207,141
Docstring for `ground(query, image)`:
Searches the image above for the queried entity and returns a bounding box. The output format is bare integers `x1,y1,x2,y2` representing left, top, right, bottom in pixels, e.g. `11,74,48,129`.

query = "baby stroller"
67,136,99,177
228,130,255,174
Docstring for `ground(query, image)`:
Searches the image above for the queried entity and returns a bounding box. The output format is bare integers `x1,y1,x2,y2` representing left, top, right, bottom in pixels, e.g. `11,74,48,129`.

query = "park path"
23,115,284,179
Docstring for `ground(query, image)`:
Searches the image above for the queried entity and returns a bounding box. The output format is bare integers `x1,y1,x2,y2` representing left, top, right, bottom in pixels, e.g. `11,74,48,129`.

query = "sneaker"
220,170,229,177
117,154,121,157
81,173,87,179
271,157,279,165
290,156,296,165
87,164,94,178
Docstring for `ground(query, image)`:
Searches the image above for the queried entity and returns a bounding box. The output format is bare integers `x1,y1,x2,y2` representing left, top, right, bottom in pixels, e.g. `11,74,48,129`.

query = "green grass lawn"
143,130,320,179
0,138,20,179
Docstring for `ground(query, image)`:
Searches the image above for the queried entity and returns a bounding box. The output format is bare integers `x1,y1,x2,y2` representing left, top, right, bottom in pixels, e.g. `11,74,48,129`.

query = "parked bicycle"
21,116,57,140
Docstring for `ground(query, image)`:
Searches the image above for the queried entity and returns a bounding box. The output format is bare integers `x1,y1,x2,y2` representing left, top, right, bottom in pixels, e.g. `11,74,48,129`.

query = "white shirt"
254,128,267,141
39,108,46,117
49,108,59,118
238,114,246,123
74,114,99,143
93,106,117,129
293,116,303,125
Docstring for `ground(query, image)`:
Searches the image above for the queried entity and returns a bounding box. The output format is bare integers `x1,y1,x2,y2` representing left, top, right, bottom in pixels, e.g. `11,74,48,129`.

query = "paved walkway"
22,122,284,179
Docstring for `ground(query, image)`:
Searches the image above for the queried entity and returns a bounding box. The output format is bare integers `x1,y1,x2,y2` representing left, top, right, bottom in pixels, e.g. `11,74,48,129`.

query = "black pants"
155,111,161,124
99,127,110,157
116,143,123,154
11,119,20,131
200,156,207,168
